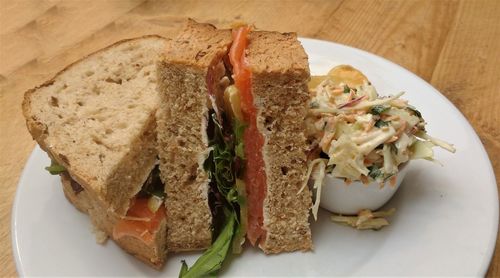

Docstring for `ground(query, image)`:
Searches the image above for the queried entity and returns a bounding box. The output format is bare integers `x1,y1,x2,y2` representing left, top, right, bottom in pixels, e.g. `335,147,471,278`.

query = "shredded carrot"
389,175,398,187
360,175,369,184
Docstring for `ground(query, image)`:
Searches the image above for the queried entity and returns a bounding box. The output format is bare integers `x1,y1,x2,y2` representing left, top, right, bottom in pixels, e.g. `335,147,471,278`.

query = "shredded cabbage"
305,74,455,184
303,66,455,222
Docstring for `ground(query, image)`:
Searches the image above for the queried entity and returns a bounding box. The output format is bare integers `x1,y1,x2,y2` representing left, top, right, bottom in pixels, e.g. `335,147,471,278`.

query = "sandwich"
156,20,313,274
22,19,315,273
22,36,169,268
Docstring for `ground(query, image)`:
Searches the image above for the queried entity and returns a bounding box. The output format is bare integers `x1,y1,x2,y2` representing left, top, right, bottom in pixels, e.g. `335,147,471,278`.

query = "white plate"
12,38,498,276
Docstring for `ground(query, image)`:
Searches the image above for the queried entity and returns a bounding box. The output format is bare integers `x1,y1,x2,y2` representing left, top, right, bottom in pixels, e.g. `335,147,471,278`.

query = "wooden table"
1,0,498,276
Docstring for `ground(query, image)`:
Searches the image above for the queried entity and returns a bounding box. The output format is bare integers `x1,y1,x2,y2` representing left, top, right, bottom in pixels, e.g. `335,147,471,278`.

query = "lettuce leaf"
45,160,66,175
180,211,236,278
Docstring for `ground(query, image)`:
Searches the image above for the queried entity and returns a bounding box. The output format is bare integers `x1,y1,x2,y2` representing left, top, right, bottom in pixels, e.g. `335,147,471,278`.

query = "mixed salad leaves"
180,111,247,276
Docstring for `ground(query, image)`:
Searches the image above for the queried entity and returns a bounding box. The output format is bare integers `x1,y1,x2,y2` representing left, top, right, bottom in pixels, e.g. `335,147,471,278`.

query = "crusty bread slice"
60,173,167,269
156,20,232,251
23,36,167,216
247,31,313,253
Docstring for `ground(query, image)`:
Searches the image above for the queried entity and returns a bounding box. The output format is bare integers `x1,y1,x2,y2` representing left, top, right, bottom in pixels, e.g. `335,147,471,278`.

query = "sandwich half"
157,19,313,263
22,36,169,268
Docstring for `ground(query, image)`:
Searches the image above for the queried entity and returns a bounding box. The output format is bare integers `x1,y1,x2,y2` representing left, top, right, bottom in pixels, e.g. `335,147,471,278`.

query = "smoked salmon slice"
229,26,267,246
113,198,165,245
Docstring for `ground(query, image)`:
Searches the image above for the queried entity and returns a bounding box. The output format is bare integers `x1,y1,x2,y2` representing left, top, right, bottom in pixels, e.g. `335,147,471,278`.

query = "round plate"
12,38,498,276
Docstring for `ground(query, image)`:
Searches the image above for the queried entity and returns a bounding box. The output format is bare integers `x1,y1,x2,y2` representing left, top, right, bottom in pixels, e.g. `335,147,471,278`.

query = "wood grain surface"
1,0,498,276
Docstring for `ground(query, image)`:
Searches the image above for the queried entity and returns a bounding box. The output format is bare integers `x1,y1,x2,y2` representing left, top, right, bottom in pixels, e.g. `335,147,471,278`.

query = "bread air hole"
92,86,101,95
281,166,289,175
50,96,59,107
92,138,103,145
265,116,274,131
187,164,197,182
105,77,122,84
85,70,94,77
177,139,185,147
77,101,84,106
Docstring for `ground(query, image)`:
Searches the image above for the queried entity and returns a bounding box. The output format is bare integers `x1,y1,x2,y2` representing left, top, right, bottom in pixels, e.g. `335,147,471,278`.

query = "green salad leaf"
179,211,236,278
138,166,165,199
179,261,188,277
45,160,66,175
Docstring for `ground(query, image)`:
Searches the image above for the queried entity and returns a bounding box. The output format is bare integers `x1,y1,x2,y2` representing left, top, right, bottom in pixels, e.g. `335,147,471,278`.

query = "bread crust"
22,36,167,216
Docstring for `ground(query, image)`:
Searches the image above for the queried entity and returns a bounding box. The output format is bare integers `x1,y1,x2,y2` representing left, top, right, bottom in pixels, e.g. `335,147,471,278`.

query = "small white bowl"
320,163,410,215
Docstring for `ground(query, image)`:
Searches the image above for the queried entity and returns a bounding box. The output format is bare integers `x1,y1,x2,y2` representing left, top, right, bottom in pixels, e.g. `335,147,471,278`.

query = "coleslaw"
303,65,456,220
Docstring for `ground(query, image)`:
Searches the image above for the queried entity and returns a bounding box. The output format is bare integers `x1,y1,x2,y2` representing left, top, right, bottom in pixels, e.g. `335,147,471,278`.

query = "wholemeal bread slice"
246,31,313,253
23,36,167,216
156,20,232,252
60,173,167,268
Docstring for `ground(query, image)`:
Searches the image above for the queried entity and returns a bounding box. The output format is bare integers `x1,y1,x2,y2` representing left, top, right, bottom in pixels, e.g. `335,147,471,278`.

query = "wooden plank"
429,1,500,275
313,0,459,81
119,0,344,34
0,0,145,77
1,1,345,92
0,0,58,35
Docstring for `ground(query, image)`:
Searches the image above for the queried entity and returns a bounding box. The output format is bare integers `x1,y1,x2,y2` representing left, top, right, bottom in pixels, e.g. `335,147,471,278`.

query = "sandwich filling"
181,25,268,277
48,162,166,246
228,26,267,246
204,25,263,251
112,165,166,246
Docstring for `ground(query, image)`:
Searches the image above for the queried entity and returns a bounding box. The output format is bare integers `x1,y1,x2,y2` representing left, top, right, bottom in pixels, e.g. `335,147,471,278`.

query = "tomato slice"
229,27,267,246
113,198,165,245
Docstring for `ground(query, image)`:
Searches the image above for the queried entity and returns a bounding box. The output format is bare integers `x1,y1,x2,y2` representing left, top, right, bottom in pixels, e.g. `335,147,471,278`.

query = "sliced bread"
22,36,167,216
156,20,232,251
247,31,313,253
